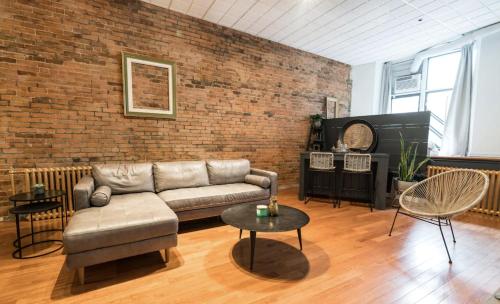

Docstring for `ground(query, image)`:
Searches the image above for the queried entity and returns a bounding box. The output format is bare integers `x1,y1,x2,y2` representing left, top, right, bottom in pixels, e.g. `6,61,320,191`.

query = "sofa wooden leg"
77,267,85,285
162,248,169,263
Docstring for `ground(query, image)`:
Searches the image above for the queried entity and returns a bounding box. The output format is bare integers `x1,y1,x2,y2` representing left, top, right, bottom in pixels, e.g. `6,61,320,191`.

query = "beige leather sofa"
63,159,277,284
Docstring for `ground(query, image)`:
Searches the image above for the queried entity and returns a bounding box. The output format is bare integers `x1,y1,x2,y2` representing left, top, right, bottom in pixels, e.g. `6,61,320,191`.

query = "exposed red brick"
0,0,351,216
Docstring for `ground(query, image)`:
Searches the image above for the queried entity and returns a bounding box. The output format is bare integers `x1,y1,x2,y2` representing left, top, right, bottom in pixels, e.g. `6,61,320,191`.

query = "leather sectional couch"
63,159,277,284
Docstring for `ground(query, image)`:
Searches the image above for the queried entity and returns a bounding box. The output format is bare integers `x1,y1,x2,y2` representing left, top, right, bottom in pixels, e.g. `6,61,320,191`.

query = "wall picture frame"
122,52,176,119
326,96,339,119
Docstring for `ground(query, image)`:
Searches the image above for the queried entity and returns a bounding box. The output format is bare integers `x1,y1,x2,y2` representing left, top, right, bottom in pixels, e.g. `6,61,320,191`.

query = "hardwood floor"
0,188,499,303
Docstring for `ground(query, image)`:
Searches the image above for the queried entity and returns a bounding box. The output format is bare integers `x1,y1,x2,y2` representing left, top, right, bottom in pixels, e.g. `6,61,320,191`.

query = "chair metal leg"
331,172,336,208
448,218,456,243
304,168,312,204
438,218,453,264
338,171,344,208
388,207,400,236
368,172,374,212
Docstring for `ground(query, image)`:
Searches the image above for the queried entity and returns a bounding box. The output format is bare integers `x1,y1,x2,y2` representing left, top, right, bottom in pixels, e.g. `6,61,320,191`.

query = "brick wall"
131,63,171,111
0,0,351,216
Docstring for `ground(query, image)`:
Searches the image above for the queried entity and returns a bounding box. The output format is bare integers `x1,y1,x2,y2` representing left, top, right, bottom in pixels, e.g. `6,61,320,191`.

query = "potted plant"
397,133,429,192
310,114,323,130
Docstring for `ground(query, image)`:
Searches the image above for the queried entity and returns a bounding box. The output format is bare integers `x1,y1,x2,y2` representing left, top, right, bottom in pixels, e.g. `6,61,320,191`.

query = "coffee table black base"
13,228,64,249
12,213,64,259
12,239,64,259
10,200,65,259
241,228,304,271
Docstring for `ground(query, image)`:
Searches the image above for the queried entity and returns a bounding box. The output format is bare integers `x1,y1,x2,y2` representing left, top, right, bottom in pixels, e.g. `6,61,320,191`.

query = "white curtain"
378,62,392,114
440,44,474,156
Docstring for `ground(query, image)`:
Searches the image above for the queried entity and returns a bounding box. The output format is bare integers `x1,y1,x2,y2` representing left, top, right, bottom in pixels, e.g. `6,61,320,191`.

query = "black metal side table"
9,190,67,259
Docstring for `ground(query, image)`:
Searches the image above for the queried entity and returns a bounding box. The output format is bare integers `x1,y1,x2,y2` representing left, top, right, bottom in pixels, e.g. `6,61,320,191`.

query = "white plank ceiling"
143,0,500,65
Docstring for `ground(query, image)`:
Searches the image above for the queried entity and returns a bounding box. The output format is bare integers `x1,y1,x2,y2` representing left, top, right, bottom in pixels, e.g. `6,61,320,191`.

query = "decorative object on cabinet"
340,119,377,153
122,52,176,119
332,139,349,153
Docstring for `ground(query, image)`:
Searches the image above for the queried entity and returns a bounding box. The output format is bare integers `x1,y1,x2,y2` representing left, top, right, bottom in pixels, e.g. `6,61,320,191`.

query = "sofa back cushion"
206,159,250,185
92,163,155,194
153,161,210,192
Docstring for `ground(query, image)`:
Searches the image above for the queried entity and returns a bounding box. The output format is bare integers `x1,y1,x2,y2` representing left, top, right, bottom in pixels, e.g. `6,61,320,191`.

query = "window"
391,95,419,113
389,51,461,153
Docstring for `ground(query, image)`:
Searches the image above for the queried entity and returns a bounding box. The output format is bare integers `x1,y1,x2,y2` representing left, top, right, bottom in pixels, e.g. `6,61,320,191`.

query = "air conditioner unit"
394,74,421,94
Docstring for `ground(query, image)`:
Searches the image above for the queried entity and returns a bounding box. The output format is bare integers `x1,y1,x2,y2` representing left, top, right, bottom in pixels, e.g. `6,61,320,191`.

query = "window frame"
390,93,421,114
390,50,460,114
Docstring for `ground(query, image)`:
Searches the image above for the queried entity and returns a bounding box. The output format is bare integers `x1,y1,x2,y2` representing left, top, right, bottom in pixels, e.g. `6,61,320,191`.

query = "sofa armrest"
250,168,278,196
73,175,95,211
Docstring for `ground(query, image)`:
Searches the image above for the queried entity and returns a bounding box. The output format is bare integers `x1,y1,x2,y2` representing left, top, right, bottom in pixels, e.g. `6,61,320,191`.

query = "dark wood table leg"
15,214,21,259
30,211,34,244
64,195,68,226
61,206,65,230
297,228,303,251
250,230,256,271
239,229,242,239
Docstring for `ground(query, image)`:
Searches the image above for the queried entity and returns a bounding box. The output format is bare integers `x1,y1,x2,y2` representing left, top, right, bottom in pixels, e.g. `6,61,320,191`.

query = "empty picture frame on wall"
326,96,339,119
122,52,176,119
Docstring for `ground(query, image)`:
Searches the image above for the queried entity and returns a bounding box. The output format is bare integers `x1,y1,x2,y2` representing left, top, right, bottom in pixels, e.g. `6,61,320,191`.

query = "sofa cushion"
206,159,250,185
158,183,270,212
90,186,111,207
153,161,209,192
92,163,155,194
63,192,178,254
244,174,271,188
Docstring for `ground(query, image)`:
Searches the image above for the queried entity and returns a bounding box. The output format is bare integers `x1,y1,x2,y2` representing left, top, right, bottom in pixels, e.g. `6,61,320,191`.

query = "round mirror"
341,120,377,152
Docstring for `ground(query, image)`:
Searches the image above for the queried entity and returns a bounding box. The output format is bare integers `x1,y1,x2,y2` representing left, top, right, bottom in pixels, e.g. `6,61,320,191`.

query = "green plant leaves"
398,132,429,182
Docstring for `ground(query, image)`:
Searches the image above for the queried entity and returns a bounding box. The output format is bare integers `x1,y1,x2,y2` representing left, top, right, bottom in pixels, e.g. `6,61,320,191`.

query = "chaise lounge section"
63,159,277,284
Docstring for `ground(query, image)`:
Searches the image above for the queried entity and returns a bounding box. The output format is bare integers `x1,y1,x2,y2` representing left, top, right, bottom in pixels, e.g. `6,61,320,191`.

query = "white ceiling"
143,0,500,66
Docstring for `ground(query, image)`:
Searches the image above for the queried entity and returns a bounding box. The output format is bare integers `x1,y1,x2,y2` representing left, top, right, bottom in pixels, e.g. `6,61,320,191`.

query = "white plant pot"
397,180,417,193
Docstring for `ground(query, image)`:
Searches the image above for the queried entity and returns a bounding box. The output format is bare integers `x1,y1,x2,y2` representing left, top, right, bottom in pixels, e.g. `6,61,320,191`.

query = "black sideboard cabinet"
299,152,390,209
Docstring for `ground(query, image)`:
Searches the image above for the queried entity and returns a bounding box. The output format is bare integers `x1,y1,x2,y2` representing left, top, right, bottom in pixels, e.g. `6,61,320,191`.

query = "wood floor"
0,188,499,304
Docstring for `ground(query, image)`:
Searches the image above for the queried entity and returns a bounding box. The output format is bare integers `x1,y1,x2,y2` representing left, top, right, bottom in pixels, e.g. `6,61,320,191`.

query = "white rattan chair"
305,152,339,207
339,153,374,211
344,153,371,172
310,152,335,170
388,169,489,263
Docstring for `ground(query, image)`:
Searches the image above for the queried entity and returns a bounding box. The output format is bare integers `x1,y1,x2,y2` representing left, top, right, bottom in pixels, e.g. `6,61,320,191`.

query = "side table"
9,190,67,259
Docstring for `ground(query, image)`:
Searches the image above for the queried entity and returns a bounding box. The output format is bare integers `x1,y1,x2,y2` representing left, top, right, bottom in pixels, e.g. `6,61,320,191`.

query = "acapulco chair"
388,169,489,263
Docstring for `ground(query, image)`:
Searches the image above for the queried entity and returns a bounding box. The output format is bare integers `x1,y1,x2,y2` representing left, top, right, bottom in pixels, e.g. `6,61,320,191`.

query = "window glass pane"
426,52,461,91
426,90,452,121
391,95,419,113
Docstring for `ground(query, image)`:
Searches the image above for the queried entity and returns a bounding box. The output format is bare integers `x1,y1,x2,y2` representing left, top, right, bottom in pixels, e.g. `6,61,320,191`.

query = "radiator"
9,166,92,220
427,165,500,216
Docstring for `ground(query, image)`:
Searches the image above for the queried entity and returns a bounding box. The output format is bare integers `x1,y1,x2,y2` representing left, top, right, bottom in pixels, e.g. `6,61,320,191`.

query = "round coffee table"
221,203,310,271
